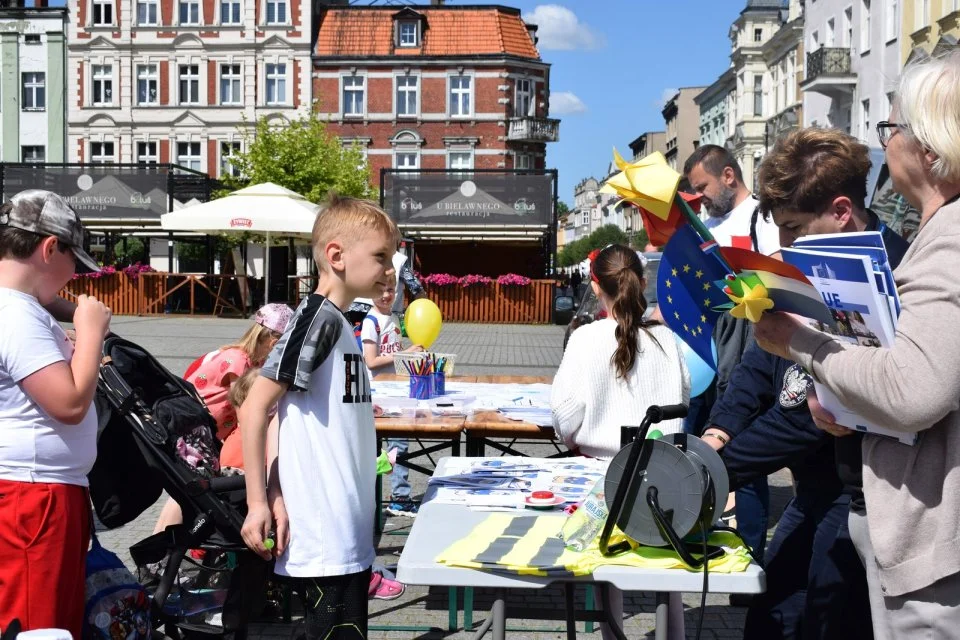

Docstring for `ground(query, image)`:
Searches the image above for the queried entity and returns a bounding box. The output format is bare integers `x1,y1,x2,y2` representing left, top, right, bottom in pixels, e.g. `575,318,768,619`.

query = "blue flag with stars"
657,224,731,370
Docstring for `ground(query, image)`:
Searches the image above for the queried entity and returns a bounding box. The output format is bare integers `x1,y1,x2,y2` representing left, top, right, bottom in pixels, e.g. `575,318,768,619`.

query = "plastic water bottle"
560,476,609,551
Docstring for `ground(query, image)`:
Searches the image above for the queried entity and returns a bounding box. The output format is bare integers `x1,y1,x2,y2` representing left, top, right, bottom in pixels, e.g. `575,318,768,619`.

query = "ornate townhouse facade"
311,4,558,182
66,0,312,177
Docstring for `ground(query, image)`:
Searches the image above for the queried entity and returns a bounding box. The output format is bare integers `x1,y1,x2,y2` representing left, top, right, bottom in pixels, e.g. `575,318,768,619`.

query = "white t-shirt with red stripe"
703,195,781,255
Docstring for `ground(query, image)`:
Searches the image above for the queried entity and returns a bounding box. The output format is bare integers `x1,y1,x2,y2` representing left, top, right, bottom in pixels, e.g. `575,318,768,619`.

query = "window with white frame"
179,0,200,25
220,141,242,177
221,0,240,24
177,141,202,171
753,75,763,117
220,63,241,105
265,63,286,105
92,0,113,25
92,65,113,106
515,78,533,117
21,72,45,110
395,151,418,170
753,27,762,42
137,141,158,163
516,153,532,170
24,34,41,44
21,146,44,163
448,151,473,171
844,7,853,45
90,141,115,164
449,75,471,117
885,0,898,40
265,0,285,23
861,99,870,139
917,0,929,28
342,75,364,116
136,64,158,105
398,21,418,47
179,64,200,104
137,0,158,25
860,0,871,52
396,75,417,116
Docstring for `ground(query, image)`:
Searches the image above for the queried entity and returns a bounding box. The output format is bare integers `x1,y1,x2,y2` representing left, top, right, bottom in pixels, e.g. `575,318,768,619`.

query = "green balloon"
646,429,663,440
264,538,275,550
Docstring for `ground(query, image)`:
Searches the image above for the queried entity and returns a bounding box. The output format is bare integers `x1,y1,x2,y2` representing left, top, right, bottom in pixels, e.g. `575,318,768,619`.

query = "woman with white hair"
751,49,960,637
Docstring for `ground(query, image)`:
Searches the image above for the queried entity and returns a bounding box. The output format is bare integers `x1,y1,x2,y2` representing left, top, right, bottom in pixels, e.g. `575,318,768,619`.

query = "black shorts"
295,568,371,640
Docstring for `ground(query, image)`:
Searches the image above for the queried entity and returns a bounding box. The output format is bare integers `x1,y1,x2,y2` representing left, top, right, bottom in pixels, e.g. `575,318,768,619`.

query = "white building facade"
695,68,735,150
0,7,68,163
802,0,900,158
66,0,313,176
726,0,789,189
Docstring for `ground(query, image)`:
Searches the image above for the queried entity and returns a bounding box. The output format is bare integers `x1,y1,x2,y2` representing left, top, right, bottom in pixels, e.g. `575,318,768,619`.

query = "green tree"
586,224,629,250
220,112,377,202
556,200,570,217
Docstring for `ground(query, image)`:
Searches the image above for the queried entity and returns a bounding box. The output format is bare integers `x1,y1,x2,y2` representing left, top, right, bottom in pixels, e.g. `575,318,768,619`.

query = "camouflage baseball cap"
0,189,100,272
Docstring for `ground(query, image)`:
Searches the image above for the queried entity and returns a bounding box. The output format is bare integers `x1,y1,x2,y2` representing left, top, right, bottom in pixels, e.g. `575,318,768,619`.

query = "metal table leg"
470,591,506,640
655,591,669,640
564,583,577,640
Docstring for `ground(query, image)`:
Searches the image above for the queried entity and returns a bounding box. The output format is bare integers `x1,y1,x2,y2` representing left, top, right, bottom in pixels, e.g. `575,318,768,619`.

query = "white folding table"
396,457,766,640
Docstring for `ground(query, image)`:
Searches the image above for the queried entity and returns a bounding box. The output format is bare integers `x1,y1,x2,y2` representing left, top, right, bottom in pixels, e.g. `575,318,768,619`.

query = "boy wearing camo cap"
0,190,111,638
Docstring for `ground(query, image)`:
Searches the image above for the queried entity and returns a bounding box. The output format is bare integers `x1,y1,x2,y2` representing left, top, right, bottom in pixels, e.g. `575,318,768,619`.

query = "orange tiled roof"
315,6,540,59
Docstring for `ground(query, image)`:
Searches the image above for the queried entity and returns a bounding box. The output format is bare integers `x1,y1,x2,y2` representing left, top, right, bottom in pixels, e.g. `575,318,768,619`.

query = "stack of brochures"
780,231,915,445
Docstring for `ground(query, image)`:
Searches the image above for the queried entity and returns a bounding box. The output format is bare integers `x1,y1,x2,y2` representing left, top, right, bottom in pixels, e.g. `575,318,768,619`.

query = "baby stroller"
88,334,271,640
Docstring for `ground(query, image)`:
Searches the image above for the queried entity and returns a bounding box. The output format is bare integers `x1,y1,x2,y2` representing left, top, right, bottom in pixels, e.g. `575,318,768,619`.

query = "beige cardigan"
787,197,960,597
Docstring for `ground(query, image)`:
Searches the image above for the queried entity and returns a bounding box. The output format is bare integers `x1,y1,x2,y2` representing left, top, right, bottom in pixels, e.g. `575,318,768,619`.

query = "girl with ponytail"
551,244,690,458
551,244,691,640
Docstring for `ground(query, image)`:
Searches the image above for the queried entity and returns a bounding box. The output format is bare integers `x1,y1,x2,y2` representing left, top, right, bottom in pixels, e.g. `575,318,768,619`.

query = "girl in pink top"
185,303,293,440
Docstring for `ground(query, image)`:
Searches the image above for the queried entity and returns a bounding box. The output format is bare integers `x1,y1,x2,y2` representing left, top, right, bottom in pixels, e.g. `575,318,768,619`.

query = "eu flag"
657,224,730,369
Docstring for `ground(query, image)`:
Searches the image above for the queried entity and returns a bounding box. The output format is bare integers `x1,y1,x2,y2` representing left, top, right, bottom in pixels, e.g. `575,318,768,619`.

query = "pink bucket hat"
254,303,294,334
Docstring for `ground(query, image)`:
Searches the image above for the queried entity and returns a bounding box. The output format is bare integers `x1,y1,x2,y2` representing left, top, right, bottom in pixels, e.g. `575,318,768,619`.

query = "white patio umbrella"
160,182,320,303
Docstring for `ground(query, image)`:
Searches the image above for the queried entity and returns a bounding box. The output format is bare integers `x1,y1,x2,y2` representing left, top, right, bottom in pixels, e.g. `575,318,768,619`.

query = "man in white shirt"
684,145,780,256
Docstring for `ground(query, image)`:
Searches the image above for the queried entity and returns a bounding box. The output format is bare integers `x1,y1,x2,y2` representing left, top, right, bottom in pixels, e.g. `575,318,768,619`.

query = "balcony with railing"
507,117,560,143
801,47,856,97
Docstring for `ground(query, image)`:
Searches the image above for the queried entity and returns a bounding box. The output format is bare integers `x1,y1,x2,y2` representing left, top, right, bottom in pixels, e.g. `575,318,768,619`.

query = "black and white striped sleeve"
261,296,342,392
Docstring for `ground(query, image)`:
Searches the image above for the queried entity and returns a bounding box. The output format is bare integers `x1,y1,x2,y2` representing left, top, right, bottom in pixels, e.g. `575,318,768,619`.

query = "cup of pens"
409,374,433,400
404,356,435,399
433,356,447,396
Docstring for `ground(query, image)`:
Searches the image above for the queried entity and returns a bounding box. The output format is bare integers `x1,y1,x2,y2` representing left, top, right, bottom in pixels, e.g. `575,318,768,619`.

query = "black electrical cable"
694,521,709,640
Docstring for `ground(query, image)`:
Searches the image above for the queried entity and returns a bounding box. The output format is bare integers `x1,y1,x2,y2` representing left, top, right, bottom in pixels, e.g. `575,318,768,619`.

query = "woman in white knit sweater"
551,244,690,640
552,244,690,458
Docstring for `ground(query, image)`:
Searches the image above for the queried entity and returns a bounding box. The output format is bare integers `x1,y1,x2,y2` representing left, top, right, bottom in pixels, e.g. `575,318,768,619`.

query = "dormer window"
398,21,418,47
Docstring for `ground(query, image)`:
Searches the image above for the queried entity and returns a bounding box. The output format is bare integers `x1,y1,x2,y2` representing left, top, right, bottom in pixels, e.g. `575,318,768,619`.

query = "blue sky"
449,0,745,205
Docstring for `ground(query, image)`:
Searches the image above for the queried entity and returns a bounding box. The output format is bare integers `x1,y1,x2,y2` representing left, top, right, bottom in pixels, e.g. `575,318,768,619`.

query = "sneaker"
386,501,419,517
369,572,405,600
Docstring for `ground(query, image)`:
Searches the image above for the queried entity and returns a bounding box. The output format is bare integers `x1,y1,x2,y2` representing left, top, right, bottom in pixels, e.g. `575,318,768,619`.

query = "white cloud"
523,5,605,51
550,91,588,115
655,87,679,110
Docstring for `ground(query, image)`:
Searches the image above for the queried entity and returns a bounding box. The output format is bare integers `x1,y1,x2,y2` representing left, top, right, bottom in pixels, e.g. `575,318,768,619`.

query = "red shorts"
0,480,91,640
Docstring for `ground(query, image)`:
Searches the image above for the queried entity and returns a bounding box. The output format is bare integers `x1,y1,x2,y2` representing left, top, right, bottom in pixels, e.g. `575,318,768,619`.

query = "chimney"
525,22,538,46
430,0,445,5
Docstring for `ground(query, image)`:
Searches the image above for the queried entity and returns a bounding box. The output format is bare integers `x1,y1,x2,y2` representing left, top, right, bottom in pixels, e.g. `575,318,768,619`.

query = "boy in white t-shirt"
239,193,400,639
360,285,423,516
0,190,111,639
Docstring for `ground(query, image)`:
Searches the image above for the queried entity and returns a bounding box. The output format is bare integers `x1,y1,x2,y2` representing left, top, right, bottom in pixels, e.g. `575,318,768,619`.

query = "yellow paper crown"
600,149,682,221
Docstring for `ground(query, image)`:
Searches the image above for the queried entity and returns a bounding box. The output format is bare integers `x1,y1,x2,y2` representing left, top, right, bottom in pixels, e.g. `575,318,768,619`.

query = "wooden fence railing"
293,277,556,324
61,272,254,316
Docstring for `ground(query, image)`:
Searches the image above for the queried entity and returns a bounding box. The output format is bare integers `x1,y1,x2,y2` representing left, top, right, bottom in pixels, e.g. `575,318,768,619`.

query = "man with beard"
685,145,781,254
681,146,780,592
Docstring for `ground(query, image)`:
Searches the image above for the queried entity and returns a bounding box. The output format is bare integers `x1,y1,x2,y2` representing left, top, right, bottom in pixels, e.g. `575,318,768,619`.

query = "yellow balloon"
404,299,442,349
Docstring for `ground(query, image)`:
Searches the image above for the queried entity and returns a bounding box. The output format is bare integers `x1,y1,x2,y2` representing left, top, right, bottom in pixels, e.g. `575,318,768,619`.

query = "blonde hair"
228,367,261,409
311,192,400,269
220,323,277,365
895,49,960,182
